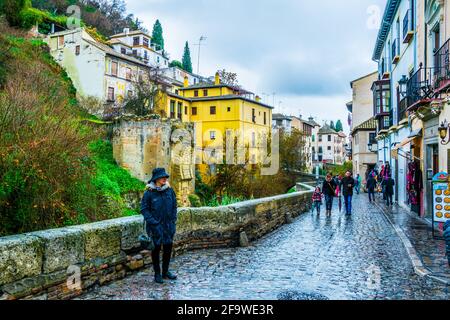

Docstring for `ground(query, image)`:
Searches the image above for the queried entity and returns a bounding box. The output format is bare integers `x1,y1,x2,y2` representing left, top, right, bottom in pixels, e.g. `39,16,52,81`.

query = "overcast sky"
126,0,387,134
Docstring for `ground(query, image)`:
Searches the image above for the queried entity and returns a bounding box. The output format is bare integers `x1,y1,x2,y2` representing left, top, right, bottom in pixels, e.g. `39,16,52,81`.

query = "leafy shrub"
204,194,245,207
188,194,202,208
0,22,143,236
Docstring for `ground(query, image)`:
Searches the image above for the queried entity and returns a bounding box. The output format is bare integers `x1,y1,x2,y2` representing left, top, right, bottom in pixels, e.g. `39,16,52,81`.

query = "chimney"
124,28,130,36
184,76,189,88
215,72,220,85
255,95,261,102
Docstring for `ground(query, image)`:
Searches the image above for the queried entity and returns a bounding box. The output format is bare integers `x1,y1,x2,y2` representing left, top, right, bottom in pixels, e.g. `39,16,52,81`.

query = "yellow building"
158,73,273,174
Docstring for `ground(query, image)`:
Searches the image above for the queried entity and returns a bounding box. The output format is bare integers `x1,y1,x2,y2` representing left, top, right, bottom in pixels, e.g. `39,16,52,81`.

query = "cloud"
125,0,387,132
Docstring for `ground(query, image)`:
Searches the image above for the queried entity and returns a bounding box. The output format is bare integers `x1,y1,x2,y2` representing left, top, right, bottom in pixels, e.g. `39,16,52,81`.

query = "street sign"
432,172,450,223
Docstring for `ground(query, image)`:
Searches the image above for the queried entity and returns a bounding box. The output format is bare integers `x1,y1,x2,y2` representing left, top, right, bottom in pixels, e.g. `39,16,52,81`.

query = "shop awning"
392,137,415,152
408,129,423,139
391,134,422,161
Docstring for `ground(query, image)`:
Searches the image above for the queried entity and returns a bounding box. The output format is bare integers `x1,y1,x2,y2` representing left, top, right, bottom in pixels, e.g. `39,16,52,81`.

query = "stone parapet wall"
0,186,313,300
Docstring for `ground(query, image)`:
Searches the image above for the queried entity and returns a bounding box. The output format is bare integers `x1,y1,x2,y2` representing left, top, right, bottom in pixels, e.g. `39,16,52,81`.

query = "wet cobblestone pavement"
375,198,450,284
78,195,450,300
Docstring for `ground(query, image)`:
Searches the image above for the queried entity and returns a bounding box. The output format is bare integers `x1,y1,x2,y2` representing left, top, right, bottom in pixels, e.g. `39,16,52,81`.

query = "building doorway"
425,143,439,218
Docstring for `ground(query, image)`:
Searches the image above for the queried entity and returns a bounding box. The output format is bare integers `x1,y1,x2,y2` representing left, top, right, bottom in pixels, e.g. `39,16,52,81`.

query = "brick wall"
0,186,313,300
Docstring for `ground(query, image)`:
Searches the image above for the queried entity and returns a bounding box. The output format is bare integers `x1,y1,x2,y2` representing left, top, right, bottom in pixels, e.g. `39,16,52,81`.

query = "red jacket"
312,191,322,202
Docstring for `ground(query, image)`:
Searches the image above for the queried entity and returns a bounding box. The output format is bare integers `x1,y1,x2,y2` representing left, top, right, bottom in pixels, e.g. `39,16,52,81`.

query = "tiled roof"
84,39,148,67
272,113,292,120
110,30,152,39
319,124,337,135
351,117,377,134
167,93,274,110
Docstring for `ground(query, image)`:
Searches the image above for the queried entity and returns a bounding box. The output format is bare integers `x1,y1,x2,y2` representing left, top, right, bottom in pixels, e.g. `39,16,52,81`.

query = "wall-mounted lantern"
398,75,408,98
439,120,450,145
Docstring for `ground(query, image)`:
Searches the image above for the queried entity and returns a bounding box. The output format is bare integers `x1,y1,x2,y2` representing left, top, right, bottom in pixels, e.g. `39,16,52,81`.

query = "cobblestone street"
78,194,450,300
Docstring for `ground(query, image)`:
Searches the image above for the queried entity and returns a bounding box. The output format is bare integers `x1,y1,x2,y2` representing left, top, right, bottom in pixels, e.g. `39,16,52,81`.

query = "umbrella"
338,196,342,212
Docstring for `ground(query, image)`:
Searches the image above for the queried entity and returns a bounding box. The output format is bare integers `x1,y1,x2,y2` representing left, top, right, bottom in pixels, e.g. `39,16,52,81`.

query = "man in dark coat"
141,168,178,284
341,171,355,215
381,177,395,206
366,175,377,203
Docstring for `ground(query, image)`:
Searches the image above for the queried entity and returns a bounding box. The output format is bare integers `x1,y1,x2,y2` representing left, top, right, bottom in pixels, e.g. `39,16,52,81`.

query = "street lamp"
398,75,408,98
439,120,450,145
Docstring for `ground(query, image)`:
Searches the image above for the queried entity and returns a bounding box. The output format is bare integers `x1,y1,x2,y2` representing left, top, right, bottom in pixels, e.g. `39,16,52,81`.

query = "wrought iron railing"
398,97,408,123
433,38,450,91
406,65,435,108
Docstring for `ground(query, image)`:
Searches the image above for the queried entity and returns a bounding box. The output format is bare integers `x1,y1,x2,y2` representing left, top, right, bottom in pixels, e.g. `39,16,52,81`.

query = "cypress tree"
335,120,343,132
151,19,164,51
182,41,193,73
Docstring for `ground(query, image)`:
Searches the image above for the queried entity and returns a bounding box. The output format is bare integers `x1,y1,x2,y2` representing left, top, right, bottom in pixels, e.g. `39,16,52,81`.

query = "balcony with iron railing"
406,65,435,110
398,97,408,123
403,9,414,43
433,38,450,93
392,38,400,64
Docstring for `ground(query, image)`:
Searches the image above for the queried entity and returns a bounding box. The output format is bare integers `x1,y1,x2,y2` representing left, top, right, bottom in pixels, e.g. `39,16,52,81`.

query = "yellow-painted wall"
157,88,273,175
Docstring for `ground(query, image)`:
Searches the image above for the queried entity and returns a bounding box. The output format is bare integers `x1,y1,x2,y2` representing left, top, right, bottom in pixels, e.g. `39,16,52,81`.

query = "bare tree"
105,66,170,120
217,69,239,87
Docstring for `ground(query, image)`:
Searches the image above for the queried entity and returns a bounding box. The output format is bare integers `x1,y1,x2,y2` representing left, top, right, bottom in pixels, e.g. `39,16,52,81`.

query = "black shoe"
162,271,178,280
154,274,164,284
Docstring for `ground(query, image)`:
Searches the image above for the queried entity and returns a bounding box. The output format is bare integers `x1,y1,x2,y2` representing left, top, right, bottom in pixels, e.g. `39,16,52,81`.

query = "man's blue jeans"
325,195,333,211
344,195,352,215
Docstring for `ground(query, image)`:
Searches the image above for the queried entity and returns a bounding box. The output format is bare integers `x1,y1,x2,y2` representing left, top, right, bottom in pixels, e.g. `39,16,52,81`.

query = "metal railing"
433,38,450,91
406,66,434,108
398,97,408,123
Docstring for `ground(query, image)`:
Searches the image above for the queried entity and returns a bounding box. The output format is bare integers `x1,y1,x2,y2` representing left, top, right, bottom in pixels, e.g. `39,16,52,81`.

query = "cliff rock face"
112,118,195,207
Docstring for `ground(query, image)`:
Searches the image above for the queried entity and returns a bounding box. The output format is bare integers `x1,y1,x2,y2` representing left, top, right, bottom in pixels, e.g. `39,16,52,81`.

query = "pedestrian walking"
140,168,178,284
381,176,395,206
355,174,362,195
311,186,323,215
444,221,450,267
366,174,377,203
341,171,355,216
322,174,337,217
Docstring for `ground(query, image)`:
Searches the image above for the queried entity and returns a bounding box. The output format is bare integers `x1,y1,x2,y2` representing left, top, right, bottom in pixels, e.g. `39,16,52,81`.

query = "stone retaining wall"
0,186,313,300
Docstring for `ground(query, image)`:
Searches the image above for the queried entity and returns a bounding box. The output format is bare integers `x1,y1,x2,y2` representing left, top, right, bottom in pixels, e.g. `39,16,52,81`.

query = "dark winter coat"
341,177,355,197
366,177,377,192
382,178,395,195
444,221,450,259
322,179,337,197
140,182,178,246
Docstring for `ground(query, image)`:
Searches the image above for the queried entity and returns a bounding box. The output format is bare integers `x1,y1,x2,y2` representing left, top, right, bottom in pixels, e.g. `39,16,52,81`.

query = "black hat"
150,168,170,183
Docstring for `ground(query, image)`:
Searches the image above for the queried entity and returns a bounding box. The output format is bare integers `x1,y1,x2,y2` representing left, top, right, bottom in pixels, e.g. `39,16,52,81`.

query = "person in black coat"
141,168,178,284
381,177,395,206
341,171,355,215
366,175,377,203
322,174,337,216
